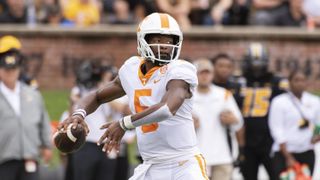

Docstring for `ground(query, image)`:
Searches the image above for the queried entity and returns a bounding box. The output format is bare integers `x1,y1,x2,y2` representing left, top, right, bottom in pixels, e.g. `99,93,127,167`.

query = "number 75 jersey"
118,56,200,163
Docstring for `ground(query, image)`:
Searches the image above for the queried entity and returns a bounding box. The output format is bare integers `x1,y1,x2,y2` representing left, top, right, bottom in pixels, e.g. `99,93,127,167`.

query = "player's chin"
158,54,170,60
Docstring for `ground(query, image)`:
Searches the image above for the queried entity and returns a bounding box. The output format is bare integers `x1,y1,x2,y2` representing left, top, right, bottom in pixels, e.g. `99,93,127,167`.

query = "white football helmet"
137,13,183,64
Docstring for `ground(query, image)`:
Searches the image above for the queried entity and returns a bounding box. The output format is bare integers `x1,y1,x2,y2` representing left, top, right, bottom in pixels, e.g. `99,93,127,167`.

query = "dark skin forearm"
280,143,292,159
75,76,126,115
280,143,297,167
236,126,245,147
58,76,125,133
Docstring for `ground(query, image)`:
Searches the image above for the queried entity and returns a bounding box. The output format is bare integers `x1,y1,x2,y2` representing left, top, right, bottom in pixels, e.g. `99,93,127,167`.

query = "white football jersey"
119,56,200,163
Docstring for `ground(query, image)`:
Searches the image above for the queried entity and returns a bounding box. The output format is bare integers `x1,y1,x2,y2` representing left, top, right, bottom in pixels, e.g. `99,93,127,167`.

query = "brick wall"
3,25,320,90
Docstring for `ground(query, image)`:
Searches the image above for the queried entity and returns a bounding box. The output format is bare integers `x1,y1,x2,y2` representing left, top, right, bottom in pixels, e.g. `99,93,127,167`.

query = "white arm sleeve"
132,104,173,127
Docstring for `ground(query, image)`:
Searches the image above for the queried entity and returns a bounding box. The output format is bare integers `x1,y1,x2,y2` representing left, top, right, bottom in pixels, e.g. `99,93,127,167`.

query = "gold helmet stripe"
159,13,169,28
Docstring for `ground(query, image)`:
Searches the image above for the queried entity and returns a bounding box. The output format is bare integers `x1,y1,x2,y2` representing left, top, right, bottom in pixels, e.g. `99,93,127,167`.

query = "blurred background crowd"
0,0,319,29
0,0,320,179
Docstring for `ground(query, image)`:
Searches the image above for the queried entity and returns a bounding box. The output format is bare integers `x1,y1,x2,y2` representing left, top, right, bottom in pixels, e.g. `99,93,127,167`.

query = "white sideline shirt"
0,82,21,116
269,92,320,153
193,84,243,166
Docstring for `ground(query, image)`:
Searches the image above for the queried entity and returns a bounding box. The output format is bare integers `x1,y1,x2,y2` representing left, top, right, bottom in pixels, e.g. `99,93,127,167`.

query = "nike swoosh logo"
154,79,161,84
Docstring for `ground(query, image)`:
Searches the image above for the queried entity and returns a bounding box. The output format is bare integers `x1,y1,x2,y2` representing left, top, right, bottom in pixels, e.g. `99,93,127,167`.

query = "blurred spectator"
228,0,250,25
211,53,245,168
36,0,73,26
71,60,101,99
193,58,243,180
138,0,157,17
0,35,52,180
107,0,135,24
0,0,7,13
277,0,305,26
103,0,148,24
155,0,191,29
0,0,27,23
239,43,287,180
303,0,320,27
250,0,288,25
36,0,56,22
43,4,74,26
62,0,100,26
211,53,242,106
99,64,117,87
269,70,320,179
0,35,39,89
190,0,232,25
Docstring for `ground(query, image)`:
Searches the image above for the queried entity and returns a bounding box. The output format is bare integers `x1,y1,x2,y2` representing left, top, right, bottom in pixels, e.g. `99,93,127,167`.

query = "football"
53,124,86,153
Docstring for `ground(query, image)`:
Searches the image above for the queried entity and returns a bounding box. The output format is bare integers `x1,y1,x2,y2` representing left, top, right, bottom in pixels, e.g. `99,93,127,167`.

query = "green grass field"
41,90,70,121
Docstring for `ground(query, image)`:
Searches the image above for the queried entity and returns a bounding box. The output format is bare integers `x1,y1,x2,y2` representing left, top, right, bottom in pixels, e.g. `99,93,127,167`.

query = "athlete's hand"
285,155,297,168
98,121,125,153
57,115,90,135
311,134,320,144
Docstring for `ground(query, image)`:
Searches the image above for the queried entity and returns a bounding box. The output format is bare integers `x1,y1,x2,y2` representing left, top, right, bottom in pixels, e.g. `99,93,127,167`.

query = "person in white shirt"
269,70,320,179
193,58,243,180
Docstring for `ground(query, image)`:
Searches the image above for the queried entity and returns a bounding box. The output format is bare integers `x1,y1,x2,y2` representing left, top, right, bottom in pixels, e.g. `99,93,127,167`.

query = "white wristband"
123,115,135,130
72,109,87,119
119,118,127,131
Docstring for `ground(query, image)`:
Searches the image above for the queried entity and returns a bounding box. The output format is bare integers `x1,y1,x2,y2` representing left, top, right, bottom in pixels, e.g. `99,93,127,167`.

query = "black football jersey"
240,73,288,149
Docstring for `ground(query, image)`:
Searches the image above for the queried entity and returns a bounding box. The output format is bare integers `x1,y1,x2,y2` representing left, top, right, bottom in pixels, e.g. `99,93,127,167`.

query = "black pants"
272,150,315,180
114,156,129,180
66,142,117,180
0,160,39,180
241,146,276,180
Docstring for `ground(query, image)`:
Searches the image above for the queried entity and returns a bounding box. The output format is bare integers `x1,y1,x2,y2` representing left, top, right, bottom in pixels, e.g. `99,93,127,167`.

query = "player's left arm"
98,79,191,153
131,79,191,122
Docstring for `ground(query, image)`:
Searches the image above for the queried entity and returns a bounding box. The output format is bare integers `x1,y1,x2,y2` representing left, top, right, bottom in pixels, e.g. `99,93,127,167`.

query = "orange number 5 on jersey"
134,89,159,133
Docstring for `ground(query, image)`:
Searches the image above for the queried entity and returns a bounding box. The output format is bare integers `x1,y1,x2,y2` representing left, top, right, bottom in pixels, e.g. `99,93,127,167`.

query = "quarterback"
58,13,208,180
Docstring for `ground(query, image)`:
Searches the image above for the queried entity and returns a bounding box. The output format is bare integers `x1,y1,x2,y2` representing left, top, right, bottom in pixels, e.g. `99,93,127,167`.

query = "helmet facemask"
138,34,181,66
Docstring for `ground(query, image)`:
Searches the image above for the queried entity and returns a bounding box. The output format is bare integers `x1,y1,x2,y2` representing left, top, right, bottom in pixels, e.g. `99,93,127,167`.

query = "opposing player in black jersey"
239,43,288,180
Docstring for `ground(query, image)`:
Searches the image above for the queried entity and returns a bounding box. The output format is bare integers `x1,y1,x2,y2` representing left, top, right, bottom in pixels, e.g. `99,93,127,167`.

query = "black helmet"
76,61,100,89
242,43,269,79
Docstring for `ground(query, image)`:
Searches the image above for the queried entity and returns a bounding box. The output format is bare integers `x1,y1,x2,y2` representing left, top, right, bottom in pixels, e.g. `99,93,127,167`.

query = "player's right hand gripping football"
57,113,90,135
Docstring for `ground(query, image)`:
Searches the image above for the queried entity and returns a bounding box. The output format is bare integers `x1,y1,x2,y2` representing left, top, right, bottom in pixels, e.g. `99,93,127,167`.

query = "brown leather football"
53,124,86,153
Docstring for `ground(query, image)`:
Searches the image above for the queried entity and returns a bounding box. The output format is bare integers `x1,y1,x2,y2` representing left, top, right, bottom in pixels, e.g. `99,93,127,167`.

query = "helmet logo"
5,56,16,65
